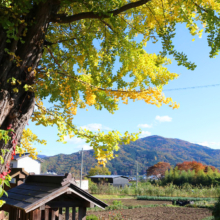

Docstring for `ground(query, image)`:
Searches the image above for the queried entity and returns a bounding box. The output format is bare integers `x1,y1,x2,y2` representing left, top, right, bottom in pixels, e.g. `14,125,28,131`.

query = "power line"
163,84,220,91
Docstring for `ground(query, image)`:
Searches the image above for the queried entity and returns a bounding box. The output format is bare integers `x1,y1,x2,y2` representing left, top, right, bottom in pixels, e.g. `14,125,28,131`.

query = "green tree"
88,165,111,176
213,197,220,220
179,170,188,185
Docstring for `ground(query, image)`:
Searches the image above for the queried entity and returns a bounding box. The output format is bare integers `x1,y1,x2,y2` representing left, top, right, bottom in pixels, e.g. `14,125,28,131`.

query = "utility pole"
136,161,138,188
80,148,83,188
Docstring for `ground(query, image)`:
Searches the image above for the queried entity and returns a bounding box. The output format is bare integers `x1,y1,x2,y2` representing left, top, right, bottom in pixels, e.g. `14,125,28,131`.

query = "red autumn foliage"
175,161,219,173
176,161,204,173
146,162,171,177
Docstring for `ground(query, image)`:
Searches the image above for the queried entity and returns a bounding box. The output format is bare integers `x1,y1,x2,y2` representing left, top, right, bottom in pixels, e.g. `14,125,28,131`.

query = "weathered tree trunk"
0,0,59,175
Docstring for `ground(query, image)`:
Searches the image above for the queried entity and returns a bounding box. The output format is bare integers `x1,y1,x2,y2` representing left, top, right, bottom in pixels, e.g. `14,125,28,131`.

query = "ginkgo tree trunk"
0,0,220,196
0,1,59,180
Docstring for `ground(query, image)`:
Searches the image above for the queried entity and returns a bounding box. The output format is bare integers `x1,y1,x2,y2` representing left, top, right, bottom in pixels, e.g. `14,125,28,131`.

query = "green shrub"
86,214,99,220
145,181,151,186
201,217,214,220
137,196,215,202
89,179,98,194
112,200,123,206
213,197,220,220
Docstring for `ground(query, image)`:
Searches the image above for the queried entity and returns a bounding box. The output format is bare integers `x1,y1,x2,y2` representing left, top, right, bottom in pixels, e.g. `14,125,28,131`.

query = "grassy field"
90,182,220,198
92,195,136,200
87,182,218,219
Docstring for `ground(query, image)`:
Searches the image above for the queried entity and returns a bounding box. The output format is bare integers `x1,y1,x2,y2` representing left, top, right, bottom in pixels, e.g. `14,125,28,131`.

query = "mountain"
38,155,48,159
41,135,220,176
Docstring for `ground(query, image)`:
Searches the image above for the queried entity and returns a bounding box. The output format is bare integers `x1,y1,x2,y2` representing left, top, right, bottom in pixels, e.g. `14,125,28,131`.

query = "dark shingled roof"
2,174,108,213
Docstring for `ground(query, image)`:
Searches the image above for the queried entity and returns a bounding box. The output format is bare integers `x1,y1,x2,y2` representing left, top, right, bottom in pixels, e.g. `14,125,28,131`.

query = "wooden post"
72,207,76,220
55,209,59,220
19,209,26,220
51,209,58,220
45,209,49,220
22,210,28,220
78,207,86,220
16,209,20,219
29,211,33,220
0,211,4,220
51,210,55,220
25,212,29,220
58,208,62,220
19,210,25,220
38,209,41,220
33,209,38,220
9,207,15,220
32,209,41,220
65,207,69,220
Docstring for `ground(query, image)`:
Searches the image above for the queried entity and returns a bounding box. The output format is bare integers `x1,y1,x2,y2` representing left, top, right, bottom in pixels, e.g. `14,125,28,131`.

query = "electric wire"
163,84,220,91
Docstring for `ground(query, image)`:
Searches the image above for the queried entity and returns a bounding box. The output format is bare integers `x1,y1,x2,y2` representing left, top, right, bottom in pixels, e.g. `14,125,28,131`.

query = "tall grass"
89,182,220,198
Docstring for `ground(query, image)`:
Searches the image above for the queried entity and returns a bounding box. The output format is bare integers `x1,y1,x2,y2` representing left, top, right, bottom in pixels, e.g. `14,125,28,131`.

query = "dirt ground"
87,207,212,220
81,199,212,220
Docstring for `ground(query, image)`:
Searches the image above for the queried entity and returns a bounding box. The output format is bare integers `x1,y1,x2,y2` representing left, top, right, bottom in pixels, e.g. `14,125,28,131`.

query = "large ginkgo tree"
0,0,220,197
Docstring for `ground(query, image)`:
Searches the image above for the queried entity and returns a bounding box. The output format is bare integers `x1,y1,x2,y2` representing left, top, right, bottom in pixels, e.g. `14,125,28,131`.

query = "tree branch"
50,0,152,23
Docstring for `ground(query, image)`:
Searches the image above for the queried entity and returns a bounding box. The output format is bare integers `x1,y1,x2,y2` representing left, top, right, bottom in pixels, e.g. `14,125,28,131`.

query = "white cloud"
64,136,84,144
137,124,152,128
155,115,172,123
80,123,111,131
197,141,220,149
140,131,151,138
197,141,209,147
79,144,93,151
64,136,92,151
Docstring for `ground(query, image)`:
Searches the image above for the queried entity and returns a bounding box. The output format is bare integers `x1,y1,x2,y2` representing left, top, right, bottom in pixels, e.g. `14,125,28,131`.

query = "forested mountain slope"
41,135,220,176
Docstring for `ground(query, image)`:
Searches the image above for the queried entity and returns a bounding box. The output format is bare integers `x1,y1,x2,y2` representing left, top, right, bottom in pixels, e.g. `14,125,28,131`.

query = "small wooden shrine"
4,168,29,191
0,173,108,220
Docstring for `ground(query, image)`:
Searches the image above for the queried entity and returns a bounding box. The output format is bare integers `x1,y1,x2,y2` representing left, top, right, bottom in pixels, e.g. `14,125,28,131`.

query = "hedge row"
137,196,216,202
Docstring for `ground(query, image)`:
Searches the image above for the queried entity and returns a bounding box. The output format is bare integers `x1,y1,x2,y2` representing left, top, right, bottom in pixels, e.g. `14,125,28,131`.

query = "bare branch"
194,3,220,21
99,19,114,32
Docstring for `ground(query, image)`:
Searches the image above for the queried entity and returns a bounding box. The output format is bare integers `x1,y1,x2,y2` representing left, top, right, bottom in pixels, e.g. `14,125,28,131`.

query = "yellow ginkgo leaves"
21,129,47,159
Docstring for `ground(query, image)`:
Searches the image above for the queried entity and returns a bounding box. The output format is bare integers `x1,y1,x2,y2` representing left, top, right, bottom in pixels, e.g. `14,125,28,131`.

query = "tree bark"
0,0,59,175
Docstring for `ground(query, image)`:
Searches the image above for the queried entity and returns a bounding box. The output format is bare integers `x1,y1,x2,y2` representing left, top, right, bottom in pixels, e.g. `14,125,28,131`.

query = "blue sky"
29,24,220,156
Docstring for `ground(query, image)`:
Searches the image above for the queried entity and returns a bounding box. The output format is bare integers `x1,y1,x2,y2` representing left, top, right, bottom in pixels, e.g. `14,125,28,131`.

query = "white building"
75,179,89,191
10,153,42,174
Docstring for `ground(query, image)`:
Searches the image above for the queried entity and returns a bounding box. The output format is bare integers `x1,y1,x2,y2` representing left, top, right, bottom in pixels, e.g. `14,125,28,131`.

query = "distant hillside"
38,155,47,159
41,135,220,176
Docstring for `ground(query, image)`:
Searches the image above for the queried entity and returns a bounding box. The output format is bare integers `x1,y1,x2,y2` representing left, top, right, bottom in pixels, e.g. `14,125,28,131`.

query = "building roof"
12,153,43,163
2,173,108,213
89,175,129,179
10,168,29,178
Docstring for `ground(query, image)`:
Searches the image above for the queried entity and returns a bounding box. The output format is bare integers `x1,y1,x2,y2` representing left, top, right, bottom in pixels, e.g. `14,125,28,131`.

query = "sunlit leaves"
21,129,47,159
2,0,220,164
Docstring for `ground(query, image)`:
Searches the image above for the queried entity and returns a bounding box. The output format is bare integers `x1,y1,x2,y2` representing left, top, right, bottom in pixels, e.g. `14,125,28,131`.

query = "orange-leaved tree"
175,161,219,173
175,161,204,173
146,162,171,177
